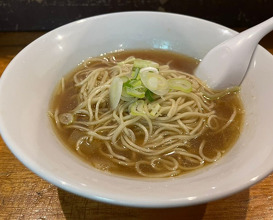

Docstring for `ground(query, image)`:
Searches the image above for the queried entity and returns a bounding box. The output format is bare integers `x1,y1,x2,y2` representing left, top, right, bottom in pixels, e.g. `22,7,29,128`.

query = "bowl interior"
1,12,273,207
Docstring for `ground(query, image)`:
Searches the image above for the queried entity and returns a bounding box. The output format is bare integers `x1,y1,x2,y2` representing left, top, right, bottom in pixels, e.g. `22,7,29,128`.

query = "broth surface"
49,49,244,178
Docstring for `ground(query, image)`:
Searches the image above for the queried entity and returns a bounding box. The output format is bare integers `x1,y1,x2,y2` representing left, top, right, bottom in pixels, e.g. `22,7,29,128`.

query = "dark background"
0,0,273,31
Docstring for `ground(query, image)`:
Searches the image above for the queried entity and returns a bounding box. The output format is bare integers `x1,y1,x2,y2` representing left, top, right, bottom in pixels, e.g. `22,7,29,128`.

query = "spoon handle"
228,16,273,55
245,16,273,43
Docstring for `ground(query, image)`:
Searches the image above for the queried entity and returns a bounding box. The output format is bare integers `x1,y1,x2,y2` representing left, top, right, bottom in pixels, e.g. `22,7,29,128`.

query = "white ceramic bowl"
0,12,273,208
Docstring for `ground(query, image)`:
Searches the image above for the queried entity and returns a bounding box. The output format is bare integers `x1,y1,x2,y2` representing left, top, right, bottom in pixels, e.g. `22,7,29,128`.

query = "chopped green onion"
139,71,169,96
145,89,155,102
130,79,142,88
122,78,147,98
126,87,146,98
109,77,123,109
131,67,140,79
148,103,161,116
139,67,159,74
129,100,161,117
123,79,142,88
121,86,131,97
133,59,159,69
129,100,146,116
168,78,192,93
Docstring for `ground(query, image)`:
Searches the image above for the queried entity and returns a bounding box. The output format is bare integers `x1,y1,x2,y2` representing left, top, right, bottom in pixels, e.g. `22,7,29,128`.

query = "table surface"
0,31,273,220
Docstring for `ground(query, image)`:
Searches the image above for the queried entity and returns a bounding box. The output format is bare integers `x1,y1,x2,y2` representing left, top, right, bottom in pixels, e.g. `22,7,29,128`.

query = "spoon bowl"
195,16,273,90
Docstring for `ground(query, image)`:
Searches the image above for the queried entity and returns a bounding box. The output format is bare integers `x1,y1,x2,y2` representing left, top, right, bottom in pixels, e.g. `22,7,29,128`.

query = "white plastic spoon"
195,17,273,90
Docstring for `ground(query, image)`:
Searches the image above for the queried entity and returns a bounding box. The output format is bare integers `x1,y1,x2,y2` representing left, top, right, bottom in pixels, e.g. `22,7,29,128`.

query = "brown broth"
49,49,244,178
